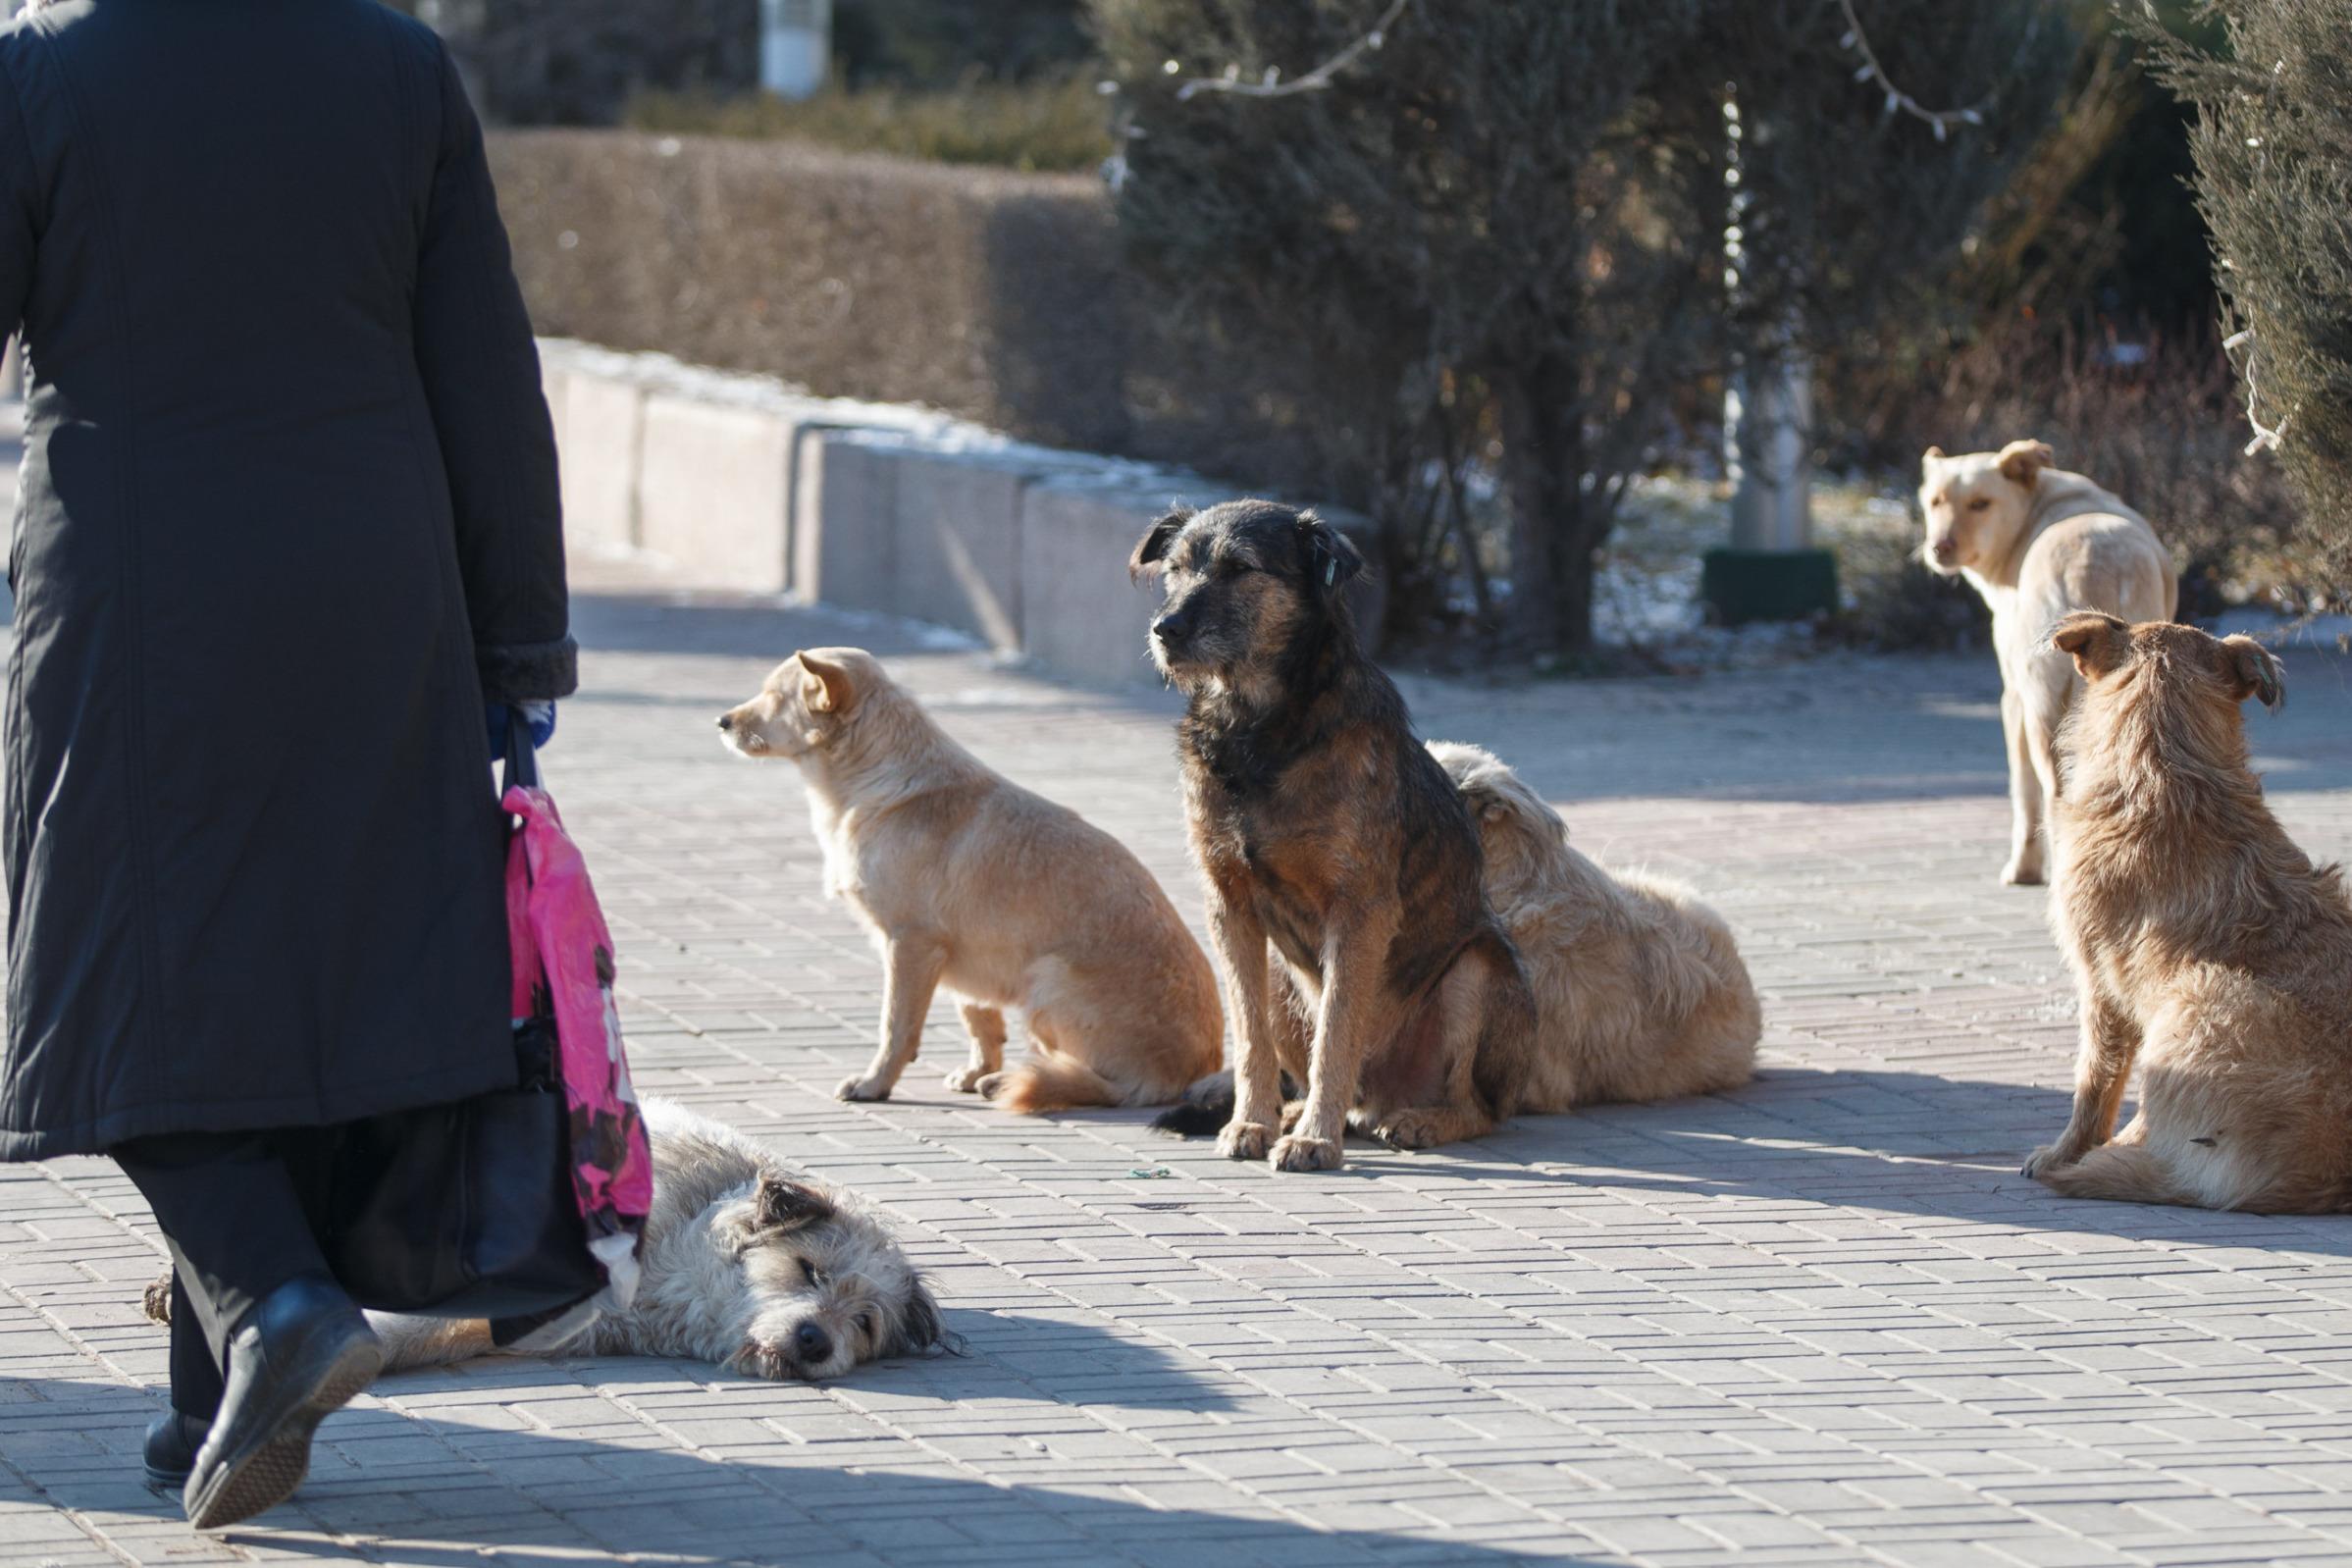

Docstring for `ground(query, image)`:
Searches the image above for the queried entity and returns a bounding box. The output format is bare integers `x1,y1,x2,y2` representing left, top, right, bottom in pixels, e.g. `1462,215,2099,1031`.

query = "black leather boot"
181,1276,382,1530
141,1410,208,1490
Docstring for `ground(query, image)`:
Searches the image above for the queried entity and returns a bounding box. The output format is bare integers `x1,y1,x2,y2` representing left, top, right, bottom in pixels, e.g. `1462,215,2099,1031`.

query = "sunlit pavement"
8,556,2352,1566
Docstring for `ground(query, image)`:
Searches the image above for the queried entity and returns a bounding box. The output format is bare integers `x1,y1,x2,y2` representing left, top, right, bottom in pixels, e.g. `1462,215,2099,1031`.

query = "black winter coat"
0,0,574,1159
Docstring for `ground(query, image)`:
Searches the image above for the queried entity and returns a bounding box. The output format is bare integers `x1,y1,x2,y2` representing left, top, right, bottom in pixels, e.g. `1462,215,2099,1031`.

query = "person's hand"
486,702,556,756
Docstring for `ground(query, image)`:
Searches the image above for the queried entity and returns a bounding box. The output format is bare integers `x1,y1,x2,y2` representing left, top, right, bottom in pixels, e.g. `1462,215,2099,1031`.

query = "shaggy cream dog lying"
718,648,1223,1113
147,1101,945,1383
1432,743,1760,1109
1918,440,2175,886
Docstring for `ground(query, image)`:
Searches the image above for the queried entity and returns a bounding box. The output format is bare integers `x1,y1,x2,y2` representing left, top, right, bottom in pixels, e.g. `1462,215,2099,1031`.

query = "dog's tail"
2035,1144,2194,1208
151,1270,508,1374
1152,1069,1235,1137
994,1053,1126,1116
363,1313,502,1373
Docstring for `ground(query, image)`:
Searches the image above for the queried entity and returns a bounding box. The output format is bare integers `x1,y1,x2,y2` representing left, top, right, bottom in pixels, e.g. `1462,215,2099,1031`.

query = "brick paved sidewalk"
8,573,2352,1567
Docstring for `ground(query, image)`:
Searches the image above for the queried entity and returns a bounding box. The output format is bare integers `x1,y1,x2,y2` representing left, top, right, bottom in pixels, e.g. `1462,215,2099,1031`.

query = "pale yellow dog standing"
1918,440,2176,885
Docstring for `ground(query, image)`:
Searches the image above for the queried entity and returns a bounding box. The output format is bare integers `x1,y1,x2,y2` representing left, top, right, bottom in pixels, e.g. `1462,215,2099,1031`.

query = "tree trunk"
1497,354,1599,654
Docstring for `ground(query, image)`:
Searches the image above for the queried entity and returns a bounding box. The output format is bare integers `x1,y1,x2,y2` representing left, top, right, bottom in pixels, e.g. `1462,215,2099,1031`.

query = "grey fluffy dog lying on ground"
144,1100,945,1383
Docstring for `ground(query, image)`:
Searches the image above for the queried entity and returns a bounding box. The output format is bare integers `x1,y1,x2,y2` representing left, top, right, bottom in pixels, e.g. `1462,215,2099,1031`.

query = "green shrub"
624,77,1113,174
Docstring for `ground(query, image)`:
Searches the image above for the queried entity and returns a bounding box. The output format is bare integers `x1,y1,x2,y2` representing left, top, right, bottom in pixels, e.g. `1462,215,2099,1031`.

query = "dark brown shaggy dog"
2024,612,2352,1212
1132,498,1535,1172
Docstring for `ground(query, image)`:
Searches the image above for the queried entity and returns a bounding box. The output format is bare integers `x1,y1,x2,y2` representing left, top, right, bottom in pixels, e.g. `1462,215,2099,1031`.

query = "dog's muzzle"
1151,608,1198,656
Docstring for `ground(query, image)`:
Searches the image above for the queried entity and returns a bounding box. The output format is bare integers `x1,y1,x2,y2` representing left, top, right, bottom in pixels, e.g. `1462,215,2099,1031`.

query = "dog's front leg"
1206,894,1281,1161
2024,993,2140,1177
1273,922,1390,1174
840,937,947,1102
947,1003,1007,1094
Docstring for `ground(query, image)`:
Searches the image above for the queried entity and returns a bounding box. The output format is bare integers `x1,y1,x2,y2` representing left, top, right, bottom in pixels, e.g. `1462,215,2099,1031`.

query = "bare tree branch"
1174,0,1411,101
1835,0,1991,139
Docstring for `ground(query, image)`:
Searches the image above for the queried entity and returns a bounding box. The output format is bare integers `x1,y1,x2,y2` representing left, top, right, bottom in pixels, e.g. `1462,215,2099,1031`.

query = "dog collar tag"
1325,560,1337,587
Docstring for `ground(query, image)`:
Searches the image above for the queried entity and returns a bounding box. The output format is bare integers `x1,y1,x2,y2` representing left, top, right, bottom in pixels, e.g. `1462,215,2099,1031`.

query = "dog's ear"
2050,611,2130,680
2218,634,2285,712
1128,506,1193,580
797,651,859,715
890,1276,954,1358
756,1175,834,1232
1294,508,1364,600
1921,444,1945,463
1998,439,2056,488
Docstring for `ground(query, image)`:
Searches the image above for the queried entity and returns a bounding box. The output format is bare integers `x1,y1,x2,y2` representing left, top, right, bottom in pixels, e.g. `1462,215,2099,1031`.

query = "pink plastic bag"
502,781,651,1314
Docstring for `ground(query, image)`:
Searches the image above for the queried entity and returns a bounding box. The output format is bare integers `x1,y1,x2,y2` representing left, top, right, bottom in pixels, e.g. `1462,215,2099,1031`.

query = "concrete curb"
536,339,1383,686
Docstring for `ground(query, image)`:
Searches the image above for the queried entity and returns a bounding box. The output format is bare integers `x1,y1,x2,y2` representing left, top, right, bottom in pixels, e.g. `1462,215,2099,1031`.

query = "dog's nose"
792,1322,832,1364
715,713,733,731
1151,612,1190,645
1929,538,1960,564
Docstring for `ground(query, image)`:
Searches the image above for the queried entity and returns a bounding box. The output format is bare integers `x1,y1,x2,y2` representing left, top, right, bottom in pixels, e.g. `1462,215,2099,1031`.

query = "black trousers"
114,1128,344,1421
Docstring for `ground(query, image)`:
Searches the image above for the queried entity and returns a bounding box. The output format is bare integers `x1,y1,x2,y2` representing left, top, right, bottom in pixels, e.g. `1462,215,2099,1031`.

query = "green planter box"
1701,547,1839,625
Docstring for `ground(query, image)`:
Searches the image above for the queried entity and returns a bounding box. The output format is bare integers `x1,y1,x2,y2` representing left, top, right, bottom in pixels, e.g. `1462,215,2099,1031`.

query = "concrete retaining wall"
637,396,796,593
536,339,1378,687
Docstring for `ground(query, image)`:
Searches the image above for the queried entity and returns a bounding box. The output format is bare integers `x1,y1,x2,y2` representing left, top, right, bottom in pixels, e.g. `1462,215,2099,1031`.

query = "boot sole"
183,1323,383,1530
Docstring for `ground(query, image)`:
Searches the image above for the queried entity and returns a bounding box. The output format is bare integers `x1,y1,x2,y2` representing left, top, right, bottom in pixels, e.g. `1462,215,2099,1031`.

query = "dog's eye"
1966,497,1993,512
800,1260,826,1288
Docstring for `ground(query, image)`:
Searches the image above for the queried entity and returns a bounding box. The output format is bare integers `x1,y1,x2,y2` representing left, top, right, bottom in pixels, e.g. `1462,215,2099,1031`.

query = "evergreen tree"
2142,0,2352,576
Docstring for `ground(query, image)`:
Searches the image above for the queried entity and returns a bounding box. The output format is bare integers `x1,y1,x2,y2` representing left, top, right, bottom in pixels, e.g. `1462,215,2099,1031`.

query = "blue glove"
486,701,557,757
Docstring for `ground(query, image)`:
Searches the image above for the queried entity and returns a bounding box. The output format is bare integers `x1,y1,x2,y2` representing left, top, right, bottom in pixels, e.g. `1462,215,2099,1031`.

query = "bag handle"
501,703,540,796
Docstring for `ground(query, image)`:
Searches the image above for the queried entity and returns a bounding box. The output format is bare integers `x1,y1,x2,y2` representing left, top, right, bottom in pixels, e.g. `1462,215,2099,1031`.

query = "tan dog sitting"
717,648,1222,1113
2025,613,2352,1213
1432,743,1760,1109
1918,441,2175,885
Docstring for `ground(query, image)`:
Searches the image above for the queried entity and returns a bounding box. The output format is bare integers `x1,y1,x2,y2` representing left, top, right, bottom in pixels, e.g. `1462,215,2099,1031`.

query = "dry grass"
488,130,1332,489
624,78,1113,174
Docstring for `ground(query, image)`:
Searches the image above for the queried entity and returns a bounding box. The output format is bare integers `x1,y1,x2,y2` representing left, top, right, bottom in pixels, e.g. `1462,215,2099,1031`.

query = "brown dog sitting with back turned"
2024,612,2352,1212
1132,498,1535,1172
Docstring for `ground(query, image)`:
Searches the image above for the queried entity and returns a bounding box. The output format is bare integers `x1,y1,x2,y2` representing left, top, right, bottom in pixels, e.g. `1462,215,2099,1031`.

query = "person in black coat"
0,0,574,1528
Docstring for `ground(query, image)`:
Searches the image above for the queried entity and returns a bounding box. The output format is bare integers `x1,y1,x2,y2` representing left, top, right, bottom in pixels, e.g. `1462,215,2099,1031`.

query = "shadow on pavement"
1315,1068,2352,1254
5,1374,1595,1566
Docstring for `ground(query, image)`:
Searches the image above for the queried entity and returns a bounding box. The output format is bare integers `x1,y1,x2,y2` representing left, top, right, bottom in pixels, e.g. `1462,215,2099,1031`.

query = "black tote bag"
322,715,605,1320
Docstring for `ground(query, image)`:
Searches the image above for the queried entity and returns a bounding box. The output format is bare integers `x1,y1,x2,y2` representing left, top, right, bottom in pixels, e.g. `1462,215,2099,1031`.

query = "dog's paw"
944,1066,989,1094
1271,1133,1343,1173
142,1273,172,1326
974,1071,1011,1101
1218,1121,1273,1162
1371,1110,1447,1151
2021,1142,2076,1179
2000,856,2046,887
836,1074,893,1103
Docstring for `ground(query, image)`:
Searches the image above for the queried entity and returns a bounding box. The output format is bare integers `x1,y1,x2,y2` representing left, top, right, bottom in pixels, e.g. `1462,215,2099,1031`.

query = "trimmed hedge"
488,131,1336,494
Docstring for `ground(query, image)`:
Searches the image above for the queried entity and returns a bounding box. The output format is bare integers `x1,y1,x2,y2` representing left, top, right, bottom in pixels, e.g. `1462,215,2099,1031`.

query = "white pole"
1719,85,1813,554
1726,350,1814,552
760,0,832,101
